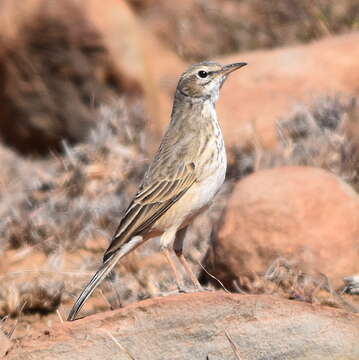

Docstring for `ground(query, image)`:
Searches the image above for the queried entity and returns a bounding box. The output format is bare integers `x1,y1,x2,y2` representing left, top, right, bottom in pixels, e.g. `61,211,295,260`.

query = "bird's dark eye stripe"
198,70,208,78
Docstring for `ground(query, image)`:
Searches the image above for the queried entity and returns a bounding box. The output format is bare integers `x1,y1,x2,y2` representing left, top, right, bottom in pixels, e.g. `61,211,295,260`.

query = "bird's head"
176,61,247,102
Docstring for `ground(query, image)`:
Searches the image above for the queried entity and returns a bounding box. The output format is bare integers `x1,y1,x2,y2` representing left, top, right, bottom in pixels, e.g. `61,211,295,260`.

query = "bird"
67,61,247,321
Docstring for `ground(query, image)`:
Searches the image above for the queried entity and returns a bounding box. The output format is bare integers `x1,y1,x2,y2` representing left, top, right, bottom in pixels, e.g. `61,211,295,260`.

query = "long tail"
67,235,144,321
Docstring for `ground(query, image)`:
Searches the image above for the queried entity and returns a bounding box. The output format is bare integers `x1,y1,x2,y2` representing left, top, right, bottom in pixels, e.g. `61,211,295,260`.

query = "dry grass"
129,0,359,61
0,280,63,317
0,99,148,253
263,257,358,312
0,98,152,318
229,95,359,191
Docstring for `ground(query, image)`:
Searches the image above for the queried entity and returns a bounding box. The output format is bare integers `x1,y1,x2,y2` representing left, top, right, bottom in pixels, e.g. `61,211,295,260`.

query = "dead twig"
225,329,243,360
198,261,230,294
101,329,136,360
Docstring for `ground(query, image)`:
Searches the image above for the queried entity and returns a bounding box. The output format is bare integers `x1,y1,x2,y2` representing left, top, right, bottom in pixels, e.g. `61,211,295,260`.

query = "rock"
85,0,184,144
216,32,359,150
0,0,184,155
200,166,359,291
6,292,359,359
0,0,143,154
126,31,359,155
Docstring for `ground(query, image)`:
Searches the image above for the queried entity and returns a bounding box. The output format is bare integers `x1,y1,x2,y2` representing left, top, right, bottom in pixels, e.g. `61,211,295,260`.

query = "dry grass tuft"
0,281,64,317
129,0,359,61
0,99,149,253
0,98,153,317
229,95,359,190
264,257,359,312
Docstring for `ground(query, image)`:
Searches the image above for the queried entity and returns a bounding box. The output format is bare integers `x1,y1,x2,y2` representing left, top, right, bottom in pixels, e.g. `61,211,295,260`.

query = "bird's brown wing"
103,161,197,261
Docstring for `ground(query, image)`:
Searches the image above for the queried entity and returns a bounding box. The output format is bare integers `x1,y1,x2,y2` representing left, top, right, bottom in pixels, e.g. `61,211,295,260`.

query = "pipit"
68,61,247,321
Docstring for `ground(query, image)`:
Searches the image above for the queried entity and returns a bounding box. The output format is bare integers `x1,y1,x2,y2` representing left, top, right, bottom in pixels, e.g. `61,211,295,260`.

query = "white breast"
193,142,226,211
186,102,226,216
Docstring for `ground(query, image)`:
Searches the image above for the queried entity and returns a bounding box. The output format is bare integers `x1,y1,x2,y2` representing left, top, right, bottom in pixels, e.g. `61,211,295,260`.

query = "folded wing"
103,161,197,261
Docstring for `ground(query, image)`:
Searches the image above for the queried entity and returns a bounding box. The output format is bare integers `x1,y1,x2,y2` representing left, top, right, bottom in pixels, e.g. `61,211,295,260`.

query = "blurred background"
0,0,359,342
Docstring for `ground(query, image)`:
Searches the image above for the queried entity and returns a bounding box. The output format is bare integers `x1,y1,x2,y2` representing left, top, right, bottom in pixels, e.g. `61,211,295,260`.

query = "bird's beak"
221,62,247,75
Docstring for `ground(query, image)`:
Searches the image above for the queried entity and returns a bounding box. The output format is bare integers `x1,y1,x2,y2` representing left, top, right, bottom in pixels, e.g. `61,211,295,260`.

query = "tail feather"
67,235,144,321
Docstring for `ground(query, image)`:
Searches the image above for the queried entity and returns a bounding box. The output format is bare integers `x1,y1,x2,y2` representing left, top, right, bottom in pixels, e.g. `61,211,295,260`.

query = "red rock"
6,292,359,359
217,32,359,150
0,0,184,154
134,32,359,155
86,0,184,143
0,0,143,154
200,166,359,290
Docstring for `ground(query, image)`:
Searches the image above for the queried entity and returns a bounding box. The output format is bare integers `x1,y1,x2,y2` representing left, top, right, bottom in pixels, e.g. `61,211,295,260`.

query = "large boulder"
137,32,359,154
0,0,184,154
216,32,359,150
85,0,184,145
0,0,144,154
6,292,359,359
200,166,359,291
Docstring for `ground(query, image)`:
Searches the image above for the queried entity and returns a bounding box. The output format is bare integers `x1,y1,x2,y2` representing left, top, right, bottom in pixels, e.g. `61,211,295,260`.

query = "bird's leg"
177,252,203,290
173,226,203,290
160,229,185,292
161,247,185,292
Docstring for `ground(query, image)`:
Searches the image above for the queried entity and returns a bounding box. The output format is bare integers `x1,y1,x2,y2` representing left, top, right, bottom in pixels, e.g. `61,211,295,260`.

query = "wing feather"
103,161,197,261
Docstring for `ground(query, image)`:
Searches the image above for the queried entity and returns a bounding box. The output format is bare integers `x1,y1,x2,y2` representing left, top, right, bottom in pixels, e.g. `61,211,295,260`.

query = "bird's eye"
198,70,208,78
